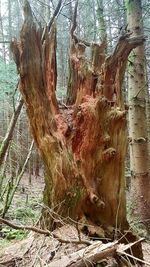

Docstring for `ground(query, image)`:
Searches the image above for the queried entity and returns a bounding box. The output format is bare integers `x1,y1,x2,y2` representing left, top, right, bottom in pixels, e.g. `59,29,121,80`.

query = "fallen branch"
0,217,91,246
119,251,150,266
119,237,145,251
48,241,118,267
48,237,146,267
0,218,148,266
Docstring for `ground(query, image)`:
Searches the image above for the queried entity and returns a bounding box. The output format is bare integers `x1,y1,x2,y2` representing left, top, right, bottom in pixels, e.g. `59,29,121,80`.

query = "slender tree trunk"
0,0,6,62
8,0,12,59
60,42,65,88
0,98,23,167
45,0,51,22
96,0,107,46
92,0,97,41
11,1,144,240
107,3,113,52
1,141,34,217
145,62,150,159
16,0,22,37
0,148,9,194
126,0,150,230
35,148,40,177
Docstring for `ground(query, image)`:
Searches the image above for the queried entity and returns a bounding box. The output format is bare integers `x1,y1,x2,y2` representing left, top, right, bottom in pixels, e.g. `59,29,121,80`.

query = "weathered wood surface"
48,241,117,267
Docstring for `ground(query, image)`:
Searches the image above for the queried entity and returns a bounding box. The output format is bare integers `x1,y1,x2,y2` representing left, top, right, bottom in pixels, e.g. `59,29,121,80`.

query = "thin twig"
41,0,62,43
0,217,91,245
31,237,46,267
119,251,150,266
121,237,145,251
76,221,81,242
12,80,20,113
48,0,62,31
0,41,11,43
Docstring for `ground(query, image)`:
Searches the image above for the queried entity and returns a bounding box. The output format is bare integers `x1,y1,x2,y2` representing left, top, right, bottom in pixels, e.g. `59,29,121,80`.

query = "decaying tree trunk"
11,0,144,238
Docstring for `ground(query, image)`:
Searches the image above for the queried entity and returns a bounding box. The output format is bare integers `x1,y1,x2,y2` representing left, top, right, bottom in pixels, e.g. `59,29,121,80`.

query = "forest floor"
0,173,150,266
0,172,44,246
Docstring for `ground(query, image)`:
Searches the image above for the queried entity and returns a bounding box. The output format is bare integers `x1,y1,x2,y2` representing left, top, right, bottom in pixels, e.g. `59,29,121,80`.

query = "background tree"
126,0,150,231
96,0,107,45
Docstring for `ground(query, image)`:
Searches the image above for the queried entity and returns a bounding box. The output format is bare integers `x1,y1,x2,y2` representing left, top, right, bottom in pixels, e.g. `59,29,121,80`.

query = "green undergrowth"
0,186,43,248
1,227,26,241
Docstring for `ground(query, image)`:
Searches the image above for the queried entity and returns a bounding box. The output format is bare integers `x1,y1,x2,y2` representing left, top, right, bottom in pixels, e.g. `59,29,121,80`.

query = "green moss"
43,168,53,206
1,227,27,240
65,176,85,209
95,262,107,267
